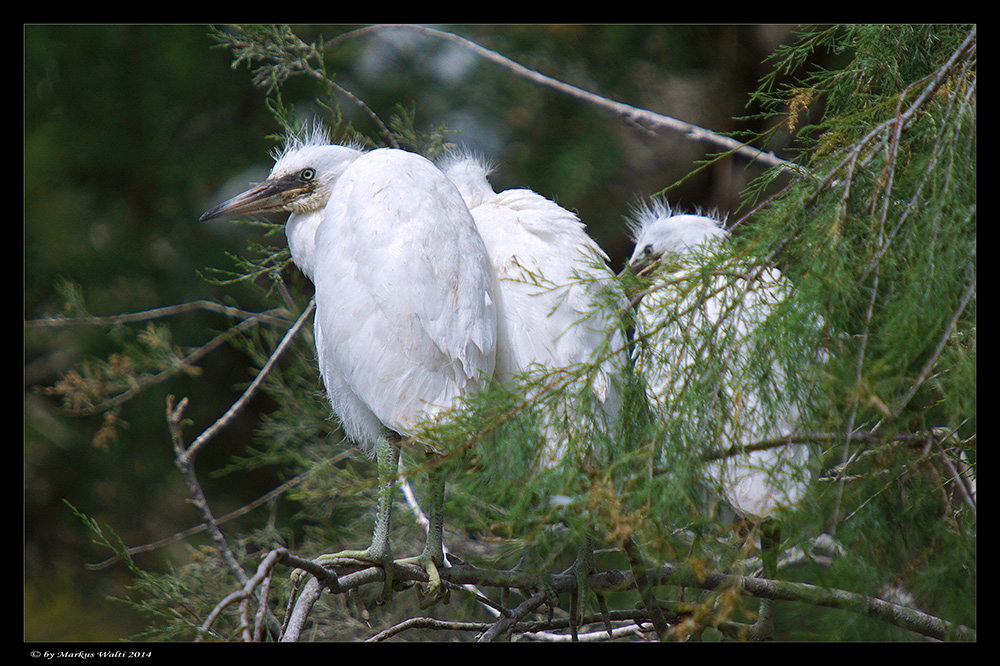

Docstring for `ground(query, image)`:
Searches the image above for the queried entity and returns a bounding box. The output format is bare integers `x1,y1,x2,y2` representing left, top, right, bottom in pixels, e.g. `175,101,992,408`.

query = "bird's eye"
300,168,316,182
643,245,654,256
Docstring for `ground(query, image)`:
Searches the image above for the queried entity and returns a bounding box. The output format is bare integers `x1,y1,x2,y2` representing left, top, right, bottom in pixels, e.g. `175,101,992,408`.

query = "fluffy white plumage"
272,135,364,281
441,153,626,465
202,129,497,457
627,199,810,519
313,148,497,453
201,128,499,601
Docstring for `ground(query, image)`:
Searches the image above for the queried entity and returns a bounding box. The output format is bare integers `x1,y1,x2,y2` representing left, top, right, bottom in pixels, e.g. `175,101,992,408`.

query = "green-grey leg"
307,435,400,603
748,519,779,641
572,536,613,639
399,452,447,604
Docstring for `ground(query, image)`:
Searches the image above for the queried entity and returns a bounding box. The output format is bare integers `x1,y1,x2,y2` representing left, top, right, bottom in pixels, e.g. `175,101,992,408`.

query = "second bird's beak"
199,174,307,222
629,253,662,279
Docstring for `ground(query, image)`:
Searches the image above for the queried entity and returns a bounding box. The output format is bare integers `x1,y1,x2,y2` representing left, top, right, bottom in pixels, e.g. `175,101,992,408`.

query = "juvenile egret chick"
441,153,626,467
627,199,816,639
201,130,362,280
201,129,497,602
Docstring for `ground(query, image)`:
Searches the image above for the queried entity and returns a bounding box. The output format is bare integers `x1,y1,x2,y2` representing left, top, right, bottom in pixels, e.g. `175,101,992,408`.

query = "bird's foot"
571,542,613,639
747,604,774,641
397,550,449,608
294,545,396,604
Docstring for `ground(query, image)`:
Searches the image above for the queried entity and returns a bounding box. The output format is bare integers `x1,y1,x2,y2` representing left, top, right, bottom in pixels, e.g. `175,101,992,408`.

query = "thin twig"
893,273,976,417
61,311,282,417
163,299,314,639
167,396,248,589
934,438,977,517
181,298,315,462
807,26,976,211
368,617,491,642
326,25,802,176
25,300,291,329
478,589,549,642
85,471,310,570
280,576,324,642
255,549,976,642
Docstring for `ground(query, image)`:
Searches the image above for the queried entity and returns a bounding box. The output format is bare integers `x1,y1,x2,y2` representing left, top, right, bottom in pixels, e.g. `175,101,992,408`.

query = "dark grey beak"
200,174,306,222
628,249,663,278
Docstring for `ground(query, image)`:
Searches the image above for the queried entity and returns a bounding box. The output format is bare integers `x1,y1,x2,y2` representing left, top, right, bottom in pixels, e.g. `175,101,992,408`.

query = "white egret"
440,153,626,467
627,199,815,639
440,153,627,635
201,128,497,601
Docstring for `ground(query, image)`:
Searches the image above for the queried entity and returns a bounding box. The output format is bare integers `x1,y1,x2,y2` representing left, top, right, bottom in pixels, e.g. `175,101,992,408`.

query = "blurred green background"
25,24,802,641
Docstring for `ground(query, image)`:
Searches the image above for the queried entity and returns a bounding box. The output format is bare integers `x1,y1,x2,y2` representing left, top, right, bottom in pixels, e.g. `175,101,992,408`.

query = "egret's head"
437,149,497,209
627,199,728,276
199,127,363,222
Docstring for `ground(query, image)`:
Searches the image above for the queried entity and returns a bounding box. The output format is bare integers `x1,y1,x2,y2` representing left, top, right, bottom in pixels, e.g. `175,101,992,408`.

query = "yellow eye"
300,168,316,182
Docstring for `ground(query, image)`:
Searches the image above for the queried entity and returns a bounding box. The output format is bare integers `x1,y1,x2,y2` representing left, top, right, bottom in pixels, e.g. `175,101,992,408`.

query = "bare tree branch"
325,25,803,176
26,300,292,329
180,298,315,462
259,548,976,642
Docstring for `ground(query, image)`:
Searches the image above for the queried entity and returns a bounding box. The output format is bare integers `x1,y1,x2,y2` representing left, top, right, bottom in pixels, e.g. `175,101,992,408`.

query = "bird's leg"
307,435,400,604
571,535,614,639
748,519,779,641
397,449,448,606
567,540,590,641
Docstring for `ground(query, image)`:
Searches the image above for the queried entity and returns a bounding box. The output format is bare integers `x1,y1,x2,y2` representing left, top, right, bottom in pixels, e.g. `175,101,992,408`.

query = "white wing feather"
313,149,496,453
442,155,626,465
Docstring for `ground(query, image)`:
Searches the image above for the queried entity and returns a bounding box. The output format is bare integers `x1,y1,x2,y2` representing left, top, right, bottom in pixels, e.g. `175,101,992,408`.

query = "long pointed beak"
629,253,662,279
199,174,304,222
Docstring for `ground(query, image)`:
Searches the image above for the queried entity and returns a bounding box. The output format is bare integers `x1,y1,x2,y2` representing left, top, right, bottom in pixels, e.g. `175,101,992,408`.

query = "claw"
402,448,451,607
399,550,449,607
309,546,396,604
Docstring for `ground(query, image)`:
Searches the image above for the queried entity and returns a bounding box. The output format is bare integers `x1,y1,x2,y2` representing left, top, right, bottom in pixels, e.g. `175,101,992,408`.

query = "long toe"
398,552,449,607
309,544,396,604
